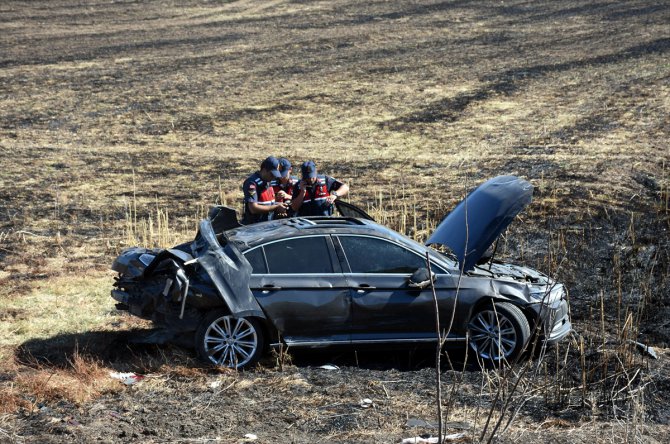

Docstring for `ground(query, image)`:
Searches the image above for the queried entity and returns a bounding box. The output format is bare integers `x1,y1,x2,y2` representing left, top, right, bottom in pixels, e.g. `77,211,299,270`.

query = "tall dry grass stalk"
365,190,440,241
661,160,669,217
123,198,205,249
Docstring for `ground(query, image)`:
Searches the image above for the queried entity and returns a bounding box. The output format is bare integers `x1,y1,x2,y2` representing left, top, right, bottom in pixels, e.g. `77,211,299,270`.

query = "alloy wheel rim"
469,310,518,361
204,316,258,368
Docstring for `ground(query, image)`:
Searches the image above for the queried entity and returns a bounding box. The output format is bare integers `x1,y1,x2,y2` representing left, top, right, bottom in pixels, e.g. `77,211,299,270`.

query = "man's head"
301,160,318,185
260,156,281,182
278,158,292,184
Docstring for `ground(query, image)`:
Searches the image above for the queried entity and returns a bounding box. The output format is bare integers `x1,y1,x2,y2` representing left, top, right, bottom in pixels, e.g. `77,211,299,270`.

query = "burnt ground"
1,0,669,442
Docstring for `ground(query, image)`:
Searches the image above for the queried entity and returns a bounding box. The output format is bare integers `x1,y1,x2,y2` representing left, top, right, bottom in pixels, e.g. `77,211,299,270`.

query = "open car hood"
425,176,533,272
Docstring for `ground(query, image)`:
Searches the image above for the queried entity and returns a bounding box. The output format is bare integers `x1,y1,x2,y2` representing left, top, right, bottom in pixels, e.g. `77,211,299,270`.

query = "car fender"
490,280,532,304
453,279,531,329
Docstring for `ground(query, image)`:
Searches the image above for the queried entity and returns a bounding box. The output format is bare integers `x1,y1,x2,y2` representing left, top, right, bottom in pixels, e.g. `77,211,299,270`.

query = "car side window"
244,247,267,274
263,237,334,274
338,236,426,274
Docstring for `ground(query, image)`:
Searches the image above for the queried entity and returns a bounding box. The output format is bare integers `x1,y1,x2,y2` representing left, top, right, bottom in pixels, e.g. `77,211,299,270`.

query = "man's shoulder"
321,175,340,185
244,172,265,185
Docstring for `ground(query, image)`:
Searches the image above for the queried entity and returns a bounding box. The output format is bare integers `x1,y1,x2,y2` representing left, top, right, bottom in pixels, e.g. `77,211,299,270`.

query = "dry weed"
0,348,119,416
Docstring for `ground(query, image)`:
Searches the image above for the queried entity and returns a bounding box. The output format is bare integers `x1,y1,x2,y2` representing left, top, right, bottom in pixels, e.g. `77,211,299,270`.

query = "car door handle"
262,285,282,293
355,284,376,293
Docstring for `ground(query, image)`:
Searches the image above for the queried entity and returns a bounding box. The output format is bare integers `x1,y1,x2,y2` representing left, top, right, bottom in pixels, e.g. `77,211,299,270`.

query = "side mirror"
408,267,435,290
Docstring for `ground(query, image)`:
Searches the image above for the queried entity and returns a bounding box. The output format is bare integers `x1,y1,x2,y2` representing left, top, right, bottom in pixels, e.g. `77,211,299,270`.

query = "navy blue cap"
261,156,281,178
278,158,292,178
301,160,317,179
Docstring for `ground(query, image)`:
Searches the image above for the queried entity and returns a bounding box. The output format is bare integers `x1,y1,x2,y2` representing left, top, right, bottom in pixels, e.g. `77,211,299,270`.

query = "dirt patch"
7,349,670,443
0,308,28,322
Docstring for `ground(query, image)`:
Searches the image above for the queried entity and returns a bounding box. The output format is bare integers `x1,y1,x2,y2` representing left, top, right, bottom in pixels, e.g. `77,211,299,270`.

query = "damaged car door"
245,235,351,345
334,234,458,343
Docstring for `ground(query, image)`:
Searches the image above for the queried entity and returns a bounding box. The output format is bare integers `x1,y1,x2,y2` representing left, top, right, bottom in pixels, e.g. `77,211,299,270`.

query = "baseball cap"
260,156,281,178
301,160,317,179
278,158,292,178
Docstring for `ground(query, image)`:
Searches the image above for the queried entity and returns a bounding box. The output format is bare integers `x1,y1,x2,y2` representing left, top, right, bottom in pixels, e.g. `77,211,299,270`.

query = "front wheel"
196,310,265,369
468,302,530,366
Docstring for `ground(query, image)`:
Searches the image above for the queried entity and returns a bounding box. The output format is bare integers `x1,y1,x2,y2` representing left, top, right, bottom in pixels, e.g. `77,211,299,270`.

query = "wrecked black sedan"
111,176,571,369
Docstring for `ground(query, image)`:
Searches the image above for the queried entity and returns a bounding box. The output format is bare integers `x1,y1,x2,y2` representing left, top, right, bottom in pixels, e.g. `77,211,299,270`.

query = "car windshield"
425,245,457,270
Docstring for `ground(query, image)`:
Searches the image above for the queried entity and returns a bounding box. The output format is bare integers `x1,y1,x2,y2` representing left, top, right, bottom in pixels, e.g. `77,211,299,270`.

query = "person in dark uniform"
270,158,299,218
241,156,289,224
291,160,349,217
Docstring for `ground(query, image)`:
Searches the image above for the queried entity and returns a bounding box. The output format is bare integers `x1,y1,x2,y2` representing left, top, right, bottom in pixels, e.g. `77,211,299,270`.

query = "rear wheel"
196,310,265,369
468,302,530,366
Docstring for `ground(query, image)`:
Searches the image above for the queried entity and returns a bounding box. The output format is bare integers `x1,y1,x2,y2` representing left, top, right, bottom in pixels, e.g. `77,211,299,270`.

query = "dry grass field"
1,0,669,442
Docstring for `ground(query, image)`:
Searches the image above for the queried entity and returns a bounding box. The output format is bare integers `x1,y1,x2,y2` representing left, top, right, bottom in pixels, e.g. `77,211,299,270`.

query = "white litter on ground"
359,398,373,408
109,372,145,385
318,364,340,371
401,433,467,443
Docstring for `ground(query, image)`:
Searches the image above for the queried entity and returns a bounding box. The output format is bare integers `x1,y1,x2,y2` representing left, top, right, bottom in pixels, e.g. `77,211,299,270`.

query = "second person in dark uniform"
269,158,298,218
291,160,349,217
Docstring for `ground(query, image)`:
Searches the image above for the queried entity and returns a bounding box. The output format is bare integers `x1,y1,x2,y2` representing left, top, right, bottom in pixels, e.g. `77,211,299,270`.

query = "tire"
196,310,265,369
467,302,530,366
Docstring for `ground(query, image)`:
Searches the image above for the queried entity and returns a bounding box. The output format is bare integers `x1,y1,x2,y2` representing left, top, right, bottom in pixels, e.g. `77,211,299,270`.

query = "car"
111,176,572,369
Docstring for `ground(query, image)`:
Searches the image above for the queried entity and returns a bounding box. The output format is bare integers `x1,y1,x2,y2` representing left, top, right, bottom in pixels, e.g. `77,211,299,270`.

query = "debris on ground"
318,364,340,371
109,372,145,385
401,433,467,443
359,398,374,408
630,341,659,359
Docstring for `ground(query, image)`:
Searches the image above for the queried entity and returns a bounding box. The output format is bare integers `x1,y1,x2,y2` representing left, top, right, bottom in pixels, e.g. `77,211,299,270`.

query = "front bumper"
544,298,572,343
